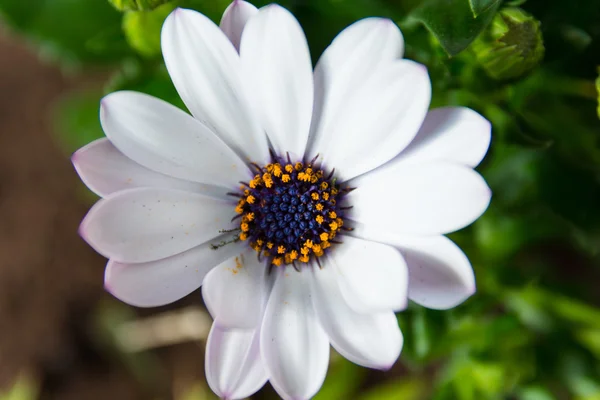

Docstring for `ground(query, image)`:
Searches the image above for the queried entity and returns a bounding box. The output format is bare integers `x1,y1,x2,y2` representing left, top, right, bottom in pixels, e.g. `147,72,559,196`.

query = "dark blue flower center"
233,156,349,269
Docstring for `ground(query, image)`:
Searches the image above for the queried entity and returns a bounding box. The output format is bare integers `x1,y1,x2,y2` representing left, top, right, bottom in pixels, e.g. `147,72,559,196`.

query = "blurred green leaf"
0,0,132,66
53,90,104,153
314,356,364,400
411,0,500,56
122,2,177,57
468,0,501,17
52,89,104,154
359,379,427,400
0,374,39,400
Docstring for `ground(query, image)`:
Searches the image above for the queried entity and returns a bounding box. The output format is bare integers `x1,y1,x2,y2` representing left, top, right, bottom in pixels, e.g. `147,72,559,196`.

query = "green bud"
472,7,545,80
123,2,177,57
109,0,172,12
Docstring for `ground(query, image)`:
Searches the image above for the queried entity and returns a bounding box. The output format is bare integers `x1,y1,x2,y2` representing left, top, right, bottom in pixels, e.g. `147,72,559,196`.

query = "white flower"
73,2,492,399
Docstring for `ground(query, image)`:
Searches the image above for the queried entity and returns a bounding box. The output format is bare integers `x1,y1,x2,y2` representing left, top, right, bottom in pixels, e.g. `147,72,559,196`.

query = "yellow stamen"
299,255,309,263
322,240,331,249
285,164,294,173
336,218,344,227
300,246,310,255
266,242,274,249
240,232,248,241
304,239,314,248
256,239,264,246
305,168,313,175
272,257,283,266
322,192,330,201
281,174,291,183
241,223,249,232
244,189,250,196
310,175,318,183
277,245,286,254
311,193,319,201
319,232,329,242
316,215,324,224
329,221,339,231
246,212,255,221
246,195,255,204
320,182,329,190
295,162,303,171
262,173,273,188
328,211,337,219
316,203,324,211
331,188,339,195
273,163,282,177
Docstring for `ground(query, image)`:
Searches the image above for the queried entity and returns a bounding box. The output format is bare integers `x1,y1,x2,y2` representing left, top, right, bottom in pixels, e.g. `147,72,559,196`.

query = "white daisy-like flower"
73,1,492,399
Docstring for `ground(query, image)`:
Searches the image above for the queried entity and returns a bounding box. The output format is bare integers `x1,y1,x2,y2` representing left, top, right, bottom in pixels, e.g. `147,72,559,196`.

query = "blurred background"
0,0,599,399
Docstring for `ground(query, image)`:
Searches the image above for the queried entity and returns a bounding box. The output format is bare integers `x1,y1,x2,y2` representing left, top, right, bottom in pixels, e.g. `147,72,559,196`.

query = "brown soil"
0,32,150,399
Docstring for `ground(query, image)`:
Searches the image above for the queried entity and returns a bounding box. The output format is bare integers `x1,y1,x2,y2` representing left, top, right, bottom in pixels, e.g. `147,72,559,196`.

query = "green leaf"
411,0,500,56
0,0,132,66
122,2,177,57
468,0,501,17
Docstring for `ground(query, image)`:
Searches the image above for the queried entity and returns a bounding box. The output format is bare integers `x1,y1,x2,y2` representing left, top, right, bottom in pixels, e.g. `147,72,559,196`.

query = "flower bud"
472,7,544,80
108,0,171,12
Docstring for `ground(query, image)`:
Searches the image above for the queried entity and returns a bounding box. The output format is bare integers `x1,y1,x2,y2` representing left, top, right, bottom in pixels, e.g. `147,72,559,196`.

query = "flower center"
233,155,349,269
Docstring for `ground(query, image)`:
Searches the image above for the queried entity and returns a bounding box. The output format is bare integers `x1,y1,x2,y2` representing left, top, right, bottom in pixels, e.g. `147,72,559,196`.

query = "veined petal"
240,4,313,158
331,235,408,313
205,324,268,400
311,263,403,369
162,8,269,163
72,138,228,199
220,0,258,52
105,237,243,307
391,107,491,168
202,249,268,329
80,187,235,263
100,91,248,188
307,17,404,158
348,162,491,235
313,60,431,181
260,269,329,400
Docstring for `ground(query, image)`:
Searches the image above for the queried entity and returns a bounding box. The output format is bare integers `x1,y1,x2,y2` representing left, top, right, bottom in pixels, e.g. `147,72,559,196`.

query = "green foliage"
4,0,600,399
0,0,132,66
469,0,502,17
411,0,501,56
122,2,177,57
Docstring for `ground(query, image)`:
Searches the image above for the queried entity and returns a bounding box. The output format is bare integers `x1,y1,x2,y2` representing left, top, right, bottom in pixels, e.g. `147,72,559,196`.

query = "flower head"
73,2,492,399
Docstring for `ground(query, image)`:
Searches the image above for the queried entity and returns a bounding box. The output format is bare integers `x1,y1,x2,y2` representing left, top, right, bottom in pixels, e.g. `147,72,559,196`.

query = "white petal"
260,269,329,400
331,235,407,313
162,8,269,163
391,107,491,168
310,263,403,369
100,91,248,188
105,238,243,307
348,162,491,235
72,138,228,199
202,249,268,329
80,187,235,263
312,60,431,181
240,4,313,157
397,235,476,309
307,17,404,158
220,0,258,52
205,324,268,399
